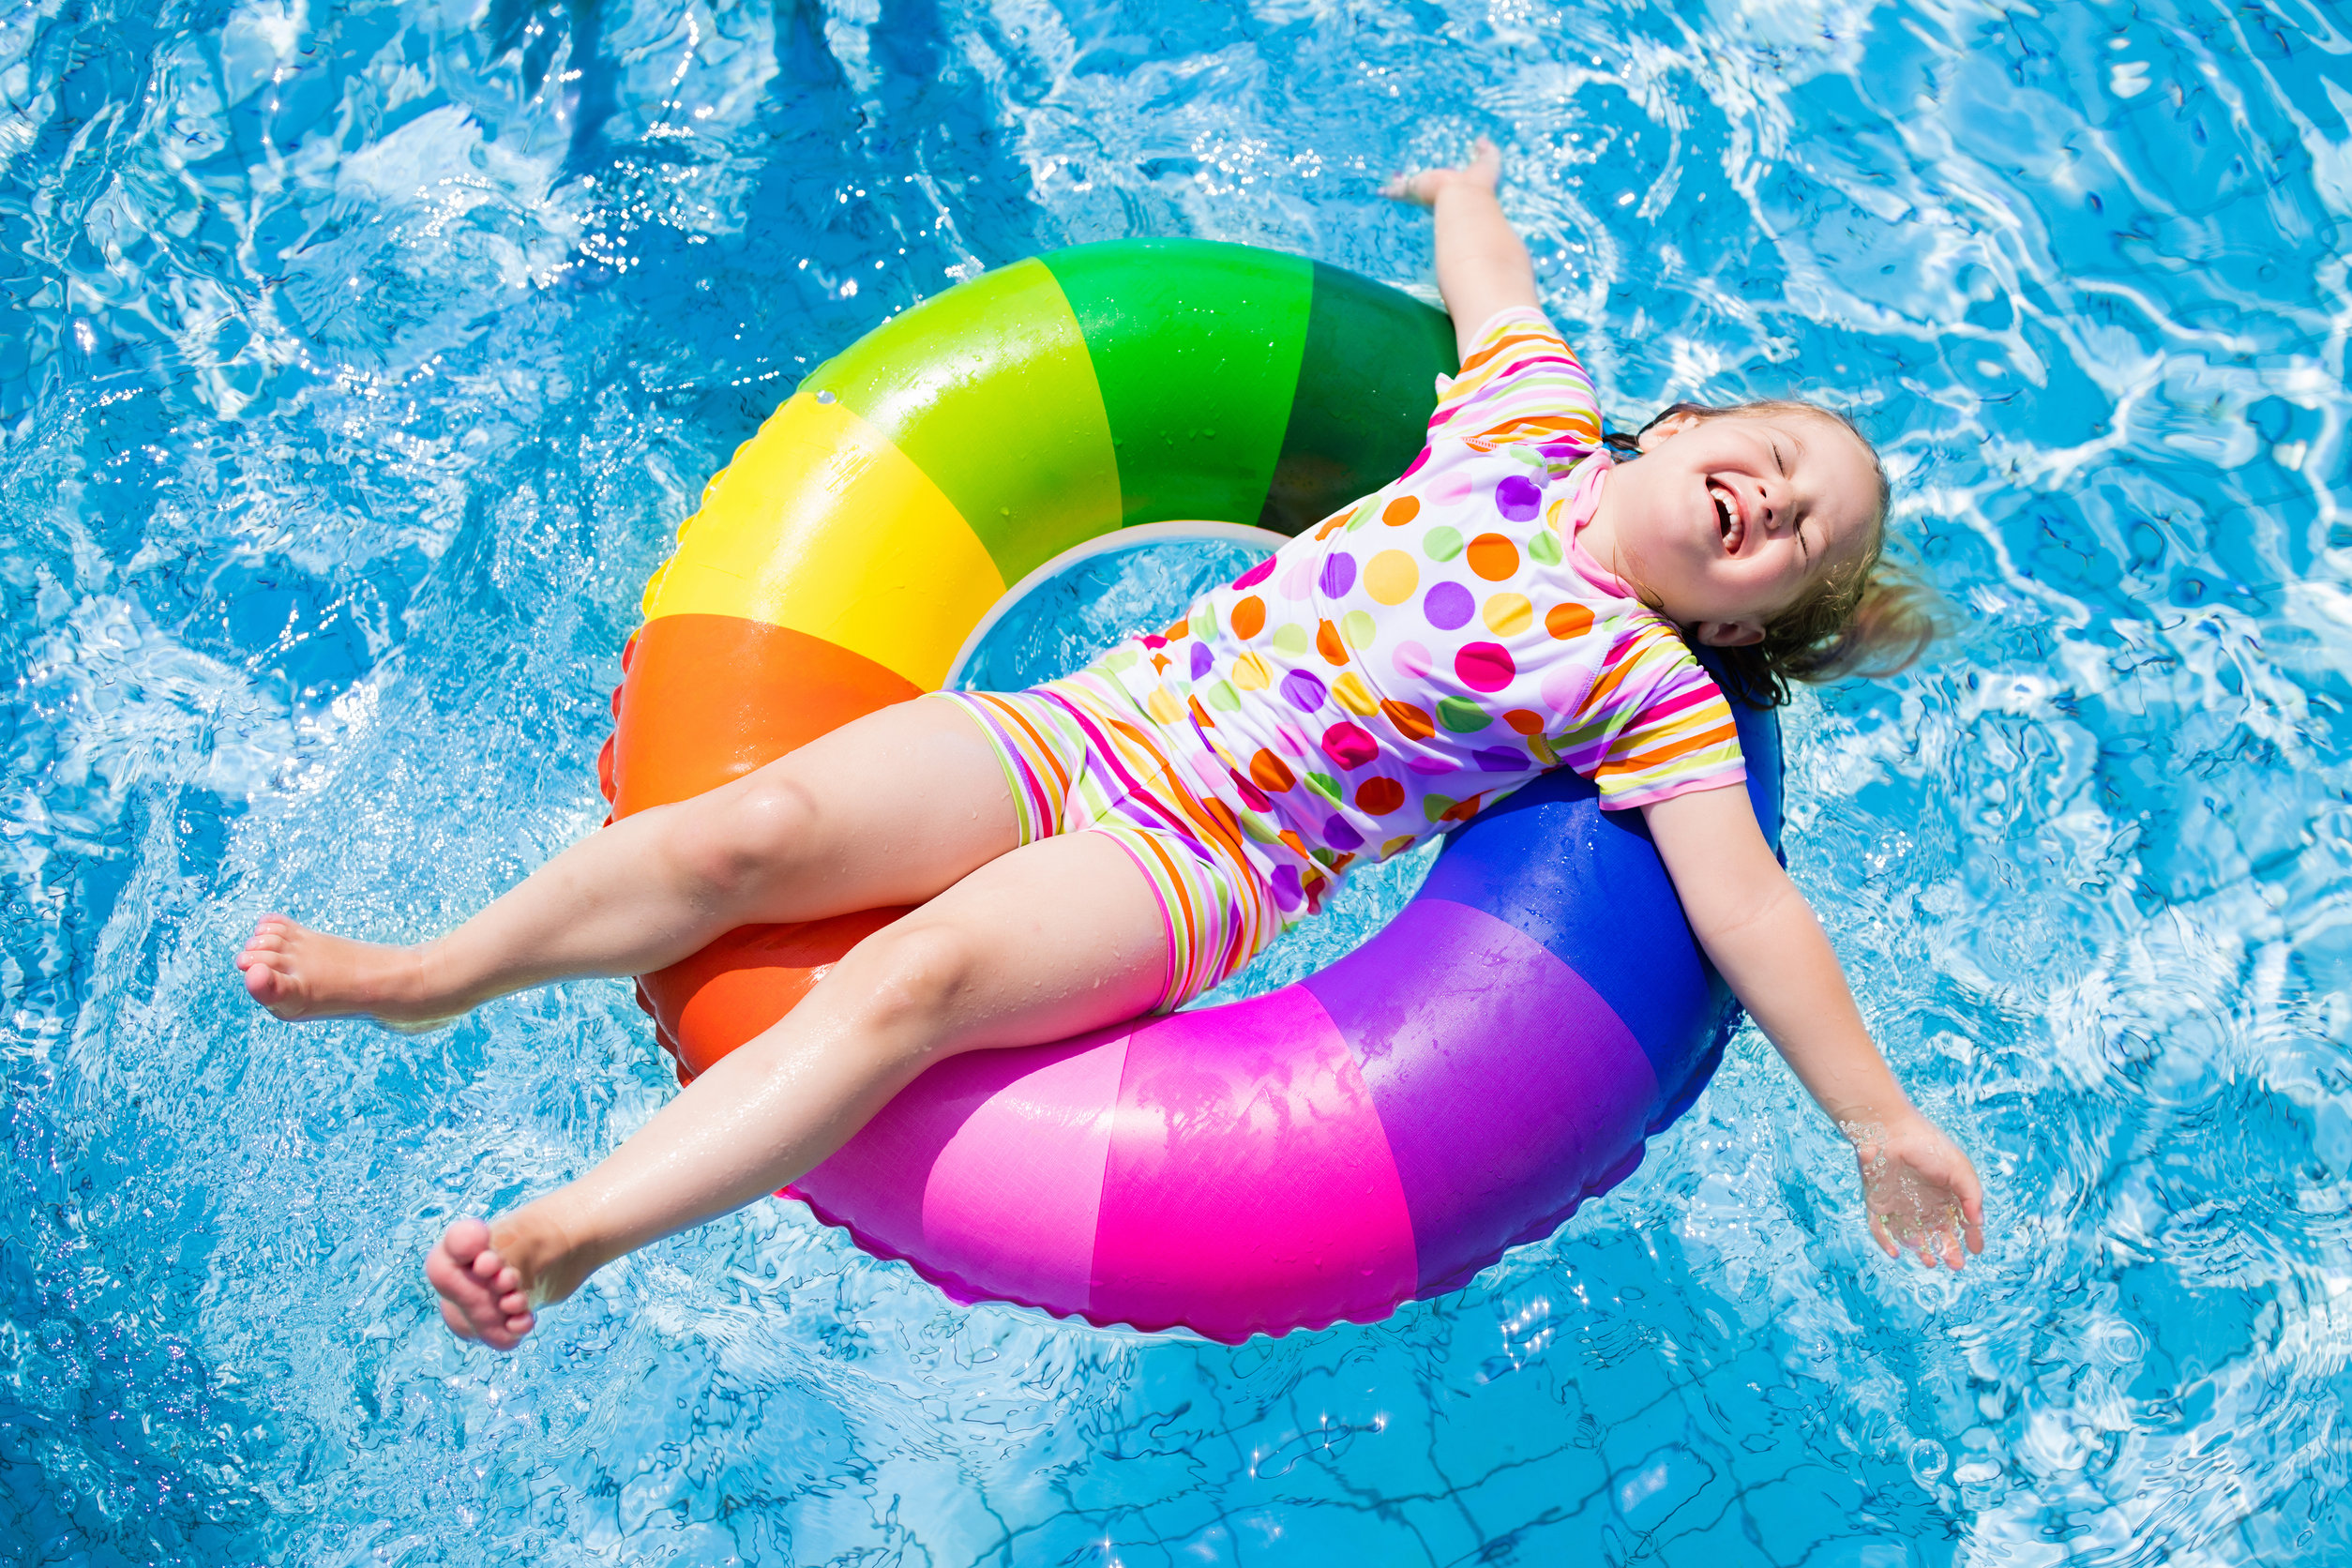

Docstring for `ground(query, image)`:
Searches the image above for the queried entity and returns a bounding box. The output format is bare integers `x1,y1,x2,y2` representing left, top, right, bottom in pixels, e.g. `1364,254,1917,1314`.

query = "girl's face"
1583,410,1881,646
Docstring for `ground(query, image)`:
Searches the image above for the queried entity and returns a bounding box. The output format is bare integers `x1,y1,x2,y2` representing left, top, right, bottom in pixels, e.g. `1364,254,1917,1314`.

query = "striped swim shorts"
926,670,1292,1012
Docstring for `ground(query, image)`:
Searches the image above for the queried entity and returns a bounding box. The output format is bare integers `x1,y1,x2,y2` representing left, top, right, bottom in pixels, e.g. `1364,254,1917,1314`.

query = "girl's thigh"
673,695,1025,923
849,828,1175,1055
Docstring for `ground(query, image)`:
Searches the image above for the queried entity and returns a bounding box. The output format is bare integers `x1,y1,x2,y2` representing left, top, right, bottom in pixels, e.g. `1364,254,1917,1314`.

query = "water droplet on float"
815,389,836,403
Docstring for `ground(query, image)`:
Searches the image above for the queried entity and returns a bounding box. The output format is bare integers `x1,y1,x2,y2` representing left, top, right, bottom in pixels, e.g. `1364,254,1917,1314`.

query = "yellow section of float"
641,394,1007,691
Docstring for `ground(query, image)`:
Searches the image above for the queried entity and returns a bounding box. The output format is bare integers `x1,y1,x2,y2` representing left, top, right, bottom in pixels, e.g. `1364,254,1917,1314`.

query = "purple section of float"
1304,898,1660,1293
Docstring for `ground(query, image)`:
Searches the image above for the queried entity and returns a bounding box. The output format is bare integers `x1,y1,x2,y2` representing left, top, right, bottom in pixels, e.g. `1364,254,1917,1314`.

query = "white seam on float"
943,520,1289,691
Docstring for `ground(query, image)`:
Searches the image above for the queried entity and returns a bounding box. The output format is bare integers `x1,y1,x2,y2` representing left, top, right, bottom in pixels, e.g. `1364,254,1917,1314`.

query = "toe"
440,1299,481,1342
441,1217,493,1270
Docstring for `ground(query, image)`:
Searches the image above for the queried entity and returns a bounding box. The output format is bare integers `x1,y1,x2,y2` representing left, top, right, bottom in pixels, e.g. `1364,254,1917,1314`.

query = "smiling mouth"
1711,482,1744,553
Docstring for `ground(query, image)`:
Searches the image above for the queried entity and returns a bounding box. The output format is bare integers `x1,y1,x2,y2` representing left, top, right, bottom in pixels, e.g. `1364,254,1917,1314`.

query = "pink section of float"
789,988,1418,1341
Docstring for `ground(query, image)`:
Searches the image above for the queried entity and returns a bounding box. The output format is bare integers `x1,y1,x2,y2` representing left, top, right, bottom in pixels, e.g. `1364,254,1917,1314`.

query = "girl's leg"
237,698,1019,1024
428,830,1170,1348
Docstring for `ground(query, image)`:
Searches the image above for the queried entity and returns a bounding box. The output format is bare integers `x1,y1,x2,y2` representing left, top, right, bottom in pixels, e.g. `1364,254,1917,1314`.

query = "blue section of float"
1415,676,1783,1116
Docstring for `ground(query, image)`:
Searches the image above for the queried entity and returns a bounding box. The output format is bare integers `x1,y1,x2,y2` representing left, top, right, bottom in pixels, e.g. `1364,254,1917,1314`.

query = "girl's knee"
845,921,981,1041
671,770,819,897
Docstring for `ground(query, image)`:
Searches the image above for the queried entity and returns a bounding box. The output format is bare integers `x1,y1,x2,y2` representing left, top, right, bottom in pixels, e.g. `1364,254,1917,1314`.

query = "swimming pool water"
3,0,2347,1560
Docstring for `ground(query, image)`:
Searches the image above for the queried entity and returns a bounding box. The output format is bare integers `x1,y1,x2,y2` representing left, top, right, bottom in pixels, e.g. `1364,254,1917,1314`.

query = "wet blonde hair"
1602,399,1939,706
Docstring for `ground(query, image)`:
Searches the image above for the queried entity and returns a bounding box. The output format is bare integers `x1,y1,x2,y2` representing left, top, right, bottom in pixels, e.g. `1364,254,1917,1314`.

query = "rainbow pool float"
601,239,1782,1342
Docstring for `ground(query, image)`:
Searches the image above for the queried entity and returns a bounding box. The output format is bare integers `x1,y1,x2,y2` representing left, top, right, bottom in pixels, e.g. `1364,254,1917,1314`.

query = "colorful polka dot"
1365,550,1418,605
1271,622,1311,656
1321,815,1364,852
1340,610,1377,648
1430,472,1473,506
1438,695,1491,732
1332,671,1380,716
1249,748,1296,792
1281,669,1327,712
1233,652,1272,691
1146,688,1185,724
1467,533,1519,582
1423,526,1464,563
1382,496,1420,526
1504,708,1545,735
1319,552,1357,598
1528,527,1562,566
1380,834,1418,857
1278,558,1317,599
1304,771,1342,802
1270,864,1303,911
1381,699,1436,741
1539,661,1591,714
1320,721,1379,770
1421,793,1457,823
1207,680,1243,712
1316,620,1349,667
1455,642,1515,692
1495,475,1543,521
1482,593,1533,636
1473,745,1526,771
1355,776,1405,815
1546,602,1594,640
1231,596,1267,640
1392,640,1434,680
1229,768,1274,811
1233,557,1275,590
1188,640,1214,680
1423,580,1475,630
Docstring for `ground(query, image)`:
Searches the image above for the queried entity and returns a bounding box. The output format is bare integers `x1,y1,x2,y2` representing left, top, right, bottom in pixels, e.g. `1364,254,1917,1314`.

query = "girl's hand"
1845,1109,1987,1270
1381,136,1501,208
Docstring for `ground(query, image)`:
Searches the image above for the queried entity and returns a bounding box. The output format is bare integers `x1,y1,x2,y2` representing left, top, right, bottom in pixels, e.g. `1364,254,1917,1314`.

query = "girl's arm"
1643,783,1988,1269
1382,139,1539,359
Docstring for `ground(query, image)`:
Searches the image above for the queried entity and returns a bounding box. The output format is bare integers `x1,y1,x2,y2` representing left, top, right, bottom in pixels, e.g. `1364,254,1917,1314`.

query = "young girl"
239,141,1986,1350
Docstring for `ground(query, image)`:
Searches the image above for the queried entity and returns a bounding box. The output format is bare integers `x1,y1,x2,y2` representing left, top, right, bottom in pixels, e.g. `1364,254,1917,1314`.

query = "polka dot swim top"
1088,306,1746,921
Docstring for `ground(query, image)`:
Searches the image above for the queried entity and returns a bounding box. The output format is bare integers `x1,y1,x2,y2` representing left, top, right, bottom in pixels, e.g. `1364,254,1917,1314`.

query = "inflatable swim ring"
601,239,1783,1342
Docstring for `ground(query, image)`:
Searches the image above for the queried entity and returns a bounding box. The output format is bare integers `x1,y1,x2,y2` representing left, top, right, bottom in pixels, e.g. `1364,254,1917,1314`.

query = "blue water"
4,0,2347,1560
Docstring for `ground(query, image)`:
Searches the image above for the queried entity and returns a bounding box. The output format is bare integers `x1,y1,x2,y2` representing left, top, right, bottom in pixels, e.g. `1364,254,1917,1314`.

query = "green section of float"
803,258,1122,583
1045,240,1316,533
800,240,1460,569
1263,264,1458,535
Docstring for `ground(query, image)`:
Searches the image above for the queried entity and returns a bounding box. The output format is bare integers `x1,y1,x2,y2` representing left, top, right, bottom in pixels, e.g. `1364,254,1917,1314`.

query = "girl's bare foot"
235,914,457,1027
427,1210,597,1350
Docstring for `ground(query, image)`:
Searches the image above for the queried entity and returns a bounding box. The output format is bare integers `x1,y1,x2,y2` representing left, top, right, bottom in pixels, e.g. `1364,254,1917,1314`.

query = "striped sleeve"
1425,307,1603,457
1554,619,1746,809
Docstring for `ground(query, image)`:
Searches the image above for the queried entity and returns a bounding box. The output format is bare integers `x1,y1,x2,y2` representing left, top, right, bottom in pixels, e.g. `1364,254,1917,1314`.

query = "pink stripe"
1088,988,1417,1341
1623,681,1729,727
791,1031,1129,1314
917,1032,1128,1309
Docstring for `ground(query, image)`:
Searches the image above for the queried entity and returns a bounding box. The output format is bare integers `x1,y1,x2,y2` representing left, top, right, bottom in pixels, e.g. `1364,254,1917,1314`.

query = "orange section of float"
610,614,920,816
641,394,1007,692
613,612,921,1069
648,909,909,1080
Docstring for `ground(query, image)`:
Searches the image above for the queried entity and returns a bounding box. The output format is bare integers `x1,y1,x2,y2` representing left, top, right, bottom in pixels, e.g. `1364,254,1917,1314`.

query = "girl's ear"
1636,411,1704,452
1692,619,1765,648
